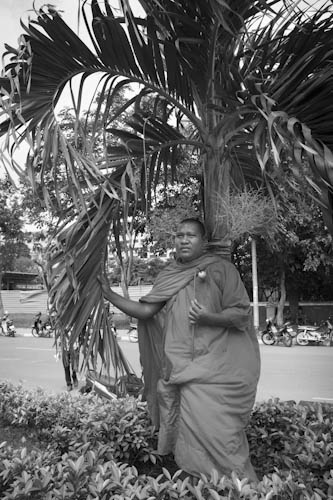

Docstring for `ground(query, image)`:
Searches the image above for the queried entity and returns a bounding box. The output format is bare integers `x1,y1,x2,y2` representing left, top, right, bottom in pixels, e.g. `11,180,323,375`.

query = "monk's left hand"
189,299,209,325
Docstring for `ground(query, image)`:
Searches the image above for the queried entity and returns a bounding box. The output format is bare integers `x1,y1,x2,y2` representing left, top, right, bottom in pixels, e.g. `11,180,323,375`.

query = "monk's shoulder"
207,257,237,273
207,258,239,285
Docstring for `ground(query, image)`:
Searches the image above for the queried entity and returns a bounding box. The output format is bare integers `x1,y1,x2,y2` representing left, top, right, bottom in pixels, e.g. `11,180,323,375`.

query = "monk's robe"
138,253,260,480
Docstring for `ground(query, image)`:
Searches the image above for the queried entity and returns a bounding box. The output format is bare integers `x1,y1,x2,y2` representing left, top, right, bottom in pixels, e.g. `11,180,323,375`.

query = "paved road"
257,344,333,403
0,332,142,395
0,334,332,403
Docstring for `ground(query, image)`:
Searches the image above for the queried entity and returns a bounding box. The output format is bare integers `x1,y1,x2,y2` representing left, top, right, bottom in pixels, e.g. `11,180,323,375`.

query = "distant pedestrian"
33,312,42,333
61,331,79,391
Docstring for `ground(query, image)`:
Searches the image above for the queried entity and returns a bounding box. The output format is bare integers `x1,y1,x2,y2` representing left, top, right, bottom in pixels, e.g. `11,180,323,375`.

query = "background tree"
264,200,332,325
1,1,333,379
0,177,36,313
270,161,333,324
108,256,167,285
0,177,31,273
234,177,333,325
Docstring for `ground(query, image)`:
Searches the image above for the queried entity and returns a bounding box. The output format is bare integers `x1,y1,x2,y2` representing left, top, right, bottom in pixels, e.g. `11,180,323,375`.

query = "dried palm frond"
45,170,140,390
216,189,279,245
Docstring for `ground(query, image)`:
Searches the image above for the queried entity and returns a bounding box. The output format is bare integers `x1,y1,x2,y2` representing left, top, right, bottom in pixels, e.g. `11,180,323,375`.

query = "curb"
15,330,263,344
15,329,137,343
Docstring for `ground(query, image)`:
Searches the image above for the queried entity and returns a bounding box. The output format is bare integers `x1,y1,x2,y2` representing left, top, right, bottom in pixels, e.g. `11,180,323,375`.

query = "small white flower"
197,270,206,280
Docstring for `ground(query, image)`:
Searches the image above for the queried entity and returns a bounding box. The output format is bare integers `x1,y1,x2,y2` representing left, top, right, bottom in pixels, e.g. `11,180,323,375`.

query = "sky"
0,0,103,109
0,1,83,177
0,1,142,178
0,1,81,50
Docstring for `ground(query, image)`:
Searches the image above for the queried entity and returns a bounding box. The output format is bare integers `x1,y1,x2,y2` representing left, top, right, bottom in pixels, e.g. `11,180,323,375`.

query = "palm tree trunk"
0,273,4,316
203,149,231,257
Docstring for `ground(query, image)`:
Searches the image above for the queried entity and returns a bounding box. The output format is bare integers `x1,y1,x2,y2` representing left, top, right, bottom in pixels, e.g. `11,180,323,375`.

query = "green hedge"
0,380,333,499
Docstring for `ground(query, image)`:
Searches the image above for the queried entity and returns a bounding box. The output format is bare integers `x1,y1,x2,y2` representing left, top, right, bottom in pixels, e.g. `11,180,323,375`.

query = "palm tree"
1,0,333,384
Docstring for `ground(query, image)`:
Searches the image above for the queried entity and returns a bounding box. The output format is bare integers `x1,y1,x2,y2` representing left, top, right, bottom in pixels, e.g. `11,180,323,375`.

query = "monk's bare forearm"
103,287,163,320
203,308,250,330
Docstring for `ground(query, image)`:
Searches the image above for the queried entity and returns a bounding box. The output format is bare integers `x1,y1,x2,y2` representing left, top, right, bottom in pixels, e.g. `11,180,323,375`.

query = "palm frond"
46,179,135,383
239,3,333,229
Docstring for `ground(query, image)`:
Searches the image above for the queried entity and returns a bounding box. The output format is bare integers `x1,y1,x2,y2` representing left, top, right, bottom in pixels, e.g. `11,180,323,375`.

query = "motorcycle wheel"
31,327,39,337
282,332,292,347
296,331,309,346
321,333,330,346
261,332,275,345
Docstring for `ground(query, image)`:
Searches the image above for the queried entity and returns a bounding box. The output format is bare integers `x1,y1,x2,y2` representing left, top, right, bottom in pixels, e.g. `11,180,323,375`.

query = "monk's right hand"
189,299,209,325
97,274,111,296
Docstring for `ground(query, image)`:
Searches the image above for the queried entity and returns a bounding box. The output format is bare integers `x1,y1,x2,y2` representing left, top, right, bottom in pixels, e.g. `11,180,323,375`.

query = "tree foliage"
234,175,333,323
0,177,31,273
108,256,168,285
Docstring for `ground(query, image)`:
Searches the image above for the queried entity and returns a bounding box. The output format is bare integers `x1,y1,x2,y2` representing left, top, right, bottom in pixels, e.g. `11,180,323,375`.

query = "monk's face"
174,222,205,262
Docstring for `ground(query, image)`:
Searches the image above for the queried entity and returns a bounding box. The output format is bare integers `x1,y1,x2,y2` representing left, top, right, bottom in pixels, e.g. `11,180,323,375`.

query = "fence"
1,288,332,328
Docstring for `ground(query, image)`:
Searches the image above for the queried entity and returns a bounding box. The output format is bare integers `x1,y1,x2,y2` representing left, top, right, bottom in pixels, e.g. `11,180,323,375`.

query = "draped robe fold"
137,254,260,480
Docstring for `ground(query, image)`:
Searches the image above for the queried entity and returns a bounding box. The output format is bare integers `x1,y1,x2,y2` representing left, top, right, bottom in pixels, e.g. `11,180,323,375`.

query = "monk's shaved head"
178,218,206,238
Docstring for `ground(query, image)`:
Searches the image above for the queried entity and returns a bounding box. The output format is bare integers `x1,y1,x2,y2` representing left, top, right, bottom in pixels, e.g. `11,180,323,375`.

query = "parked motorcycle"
261,318,293,347
127,322,138,343
296,319,333,346
0,312,16,337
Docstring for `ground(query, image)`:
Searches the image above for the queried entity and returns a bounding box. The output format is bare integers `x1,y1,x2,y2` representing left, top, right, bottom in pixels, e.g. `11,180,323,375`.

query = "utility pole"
251,237,259,332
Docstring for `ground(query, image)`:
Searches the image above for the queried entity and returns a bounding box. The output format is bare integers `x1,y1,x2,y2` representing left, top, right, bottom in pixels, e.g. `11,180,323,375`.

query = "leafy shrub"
1,381,333,499
0,381,156,465
0,381,90,429
248,399,333,491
